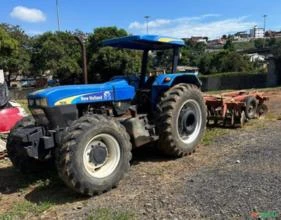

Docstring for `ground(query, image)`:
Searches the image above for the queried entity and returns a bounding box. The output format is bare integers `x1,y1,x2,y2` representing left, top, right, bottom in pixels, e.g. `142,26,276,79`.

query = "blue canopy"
102,35,185,50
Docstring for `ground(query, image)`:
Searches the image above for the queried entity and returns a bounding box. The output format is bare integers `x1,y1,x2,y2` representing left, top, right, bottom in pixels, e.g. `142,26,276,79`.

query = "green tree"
87,26,127,55
0,26,18,57
0,24,33,87
218,51,252,72
0,26,25,86
223,39,234,51
199,53,214,75
87,27,141,81
267,38,276,47
154,49,173,71
254,39,264,49
31,31,82,84
179,40,207,68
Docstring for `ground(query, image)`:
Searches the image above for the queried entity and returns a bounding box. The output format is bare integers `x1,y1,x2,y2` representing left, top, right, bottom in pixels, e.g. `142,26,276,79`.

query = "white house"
247,53,265,62
250,26,264,39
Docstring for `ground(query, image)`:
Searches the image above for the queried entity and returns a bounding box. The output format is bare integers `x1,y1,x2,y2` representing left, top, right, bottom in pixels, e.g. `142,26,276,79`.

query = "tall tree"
223,39,235,51
87,26,127,54
0,26,18,57
0,26,23,86
254,39,264,49
87,27,141,82
31,31,82,84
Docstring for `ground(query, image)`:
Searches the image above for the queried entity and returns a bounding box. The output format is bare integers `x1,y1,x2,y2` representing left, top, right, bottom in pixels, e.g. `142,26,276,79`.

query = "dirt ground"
0,88,281,219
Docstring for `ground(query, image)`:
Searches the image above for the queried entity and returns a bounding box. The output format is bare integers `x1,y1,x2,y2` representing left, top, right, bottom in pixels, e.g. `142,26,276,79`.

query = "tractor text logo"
103,91,112,100
81,95,103,102
80,91,113,102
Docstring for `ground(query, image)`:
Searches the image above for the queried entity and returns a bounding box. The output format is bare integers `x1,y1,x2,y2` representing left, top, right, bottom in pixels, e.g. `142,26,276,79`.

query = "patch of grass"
87,208,136,220
202,128,228,145
0,200,54,219
264,113,279,121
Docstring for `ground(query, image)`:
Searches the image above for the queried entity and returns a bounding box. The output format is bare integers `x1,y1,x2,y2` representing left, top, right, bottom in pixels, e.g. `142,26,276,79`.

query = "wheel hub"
176,99,202,144
83,134,121,179
180,109,197,135
89,142,108,166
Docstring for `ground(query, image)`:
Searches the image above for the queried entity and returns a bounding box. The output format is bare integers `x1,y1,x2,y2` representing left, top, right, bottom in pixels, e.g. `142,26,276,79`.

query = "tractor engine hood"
28,79,135,107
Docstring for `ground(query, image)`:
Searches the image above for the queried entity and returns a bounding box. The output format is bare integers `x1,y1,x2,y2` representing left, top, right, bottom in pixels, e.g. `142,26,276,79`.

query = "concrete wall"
200,73,268,91
200,58,280,91
267,59,280,87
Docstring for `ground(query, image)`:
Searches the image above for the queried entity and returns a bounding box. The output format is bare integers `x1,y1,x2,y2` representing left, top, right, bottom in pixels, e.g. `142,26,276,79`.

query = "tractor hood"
28,79,135,107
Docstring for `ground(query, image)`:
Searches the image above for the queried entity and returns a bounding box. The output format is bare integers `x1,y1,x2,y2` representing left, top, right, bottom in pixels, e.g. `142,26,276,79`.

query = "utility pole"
144,16,150,34
56,0,61,31
263,14,267,32
263,14,267,48
75,36,88,84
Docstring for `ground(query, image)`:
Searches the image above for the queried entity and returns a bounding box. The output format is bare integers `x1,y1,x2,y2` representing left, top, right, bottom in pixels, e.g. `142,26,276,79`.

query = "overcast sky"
1,0,280,39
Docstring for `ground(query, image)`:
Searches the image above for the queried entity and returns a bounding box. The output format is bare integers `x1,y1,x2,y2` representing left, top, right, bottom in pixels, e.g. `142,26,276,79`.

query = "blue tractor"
7,35,206,196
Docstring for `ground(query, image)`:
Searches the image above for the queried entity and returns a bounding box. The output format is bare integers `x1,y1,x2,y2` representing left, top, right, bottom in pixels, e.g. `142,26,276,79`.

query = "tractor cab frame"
102,35,184,88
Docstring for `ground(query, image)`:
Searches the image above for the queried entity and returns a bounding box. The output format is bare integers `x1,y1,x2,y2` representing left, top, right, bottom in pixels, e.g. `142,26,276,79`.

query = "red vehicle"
0,78,27,155
0,101,26,133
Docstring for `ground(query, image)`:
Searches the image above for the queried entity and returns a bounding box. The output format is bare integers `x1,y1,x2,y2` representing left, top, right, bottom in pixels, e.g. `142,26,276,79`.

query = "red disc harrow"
204,90,269,127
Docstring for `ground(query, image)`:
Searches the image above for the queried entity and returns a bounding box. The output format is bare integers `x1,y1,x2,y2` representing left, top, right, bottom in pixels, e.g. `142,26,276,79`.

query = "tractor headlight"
35,98,48,107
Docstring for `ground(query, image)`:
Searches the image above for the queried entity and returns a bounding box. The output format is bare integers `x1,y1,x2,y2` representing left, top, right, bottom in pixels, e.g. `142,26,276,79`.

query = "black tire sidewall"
170,89,206,152
63,121,130,192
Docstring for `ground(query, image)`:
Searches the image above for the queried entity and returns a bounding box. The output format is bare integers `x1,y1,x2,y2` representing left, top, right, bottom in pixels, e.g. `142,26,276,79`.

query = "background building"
250,26,265,38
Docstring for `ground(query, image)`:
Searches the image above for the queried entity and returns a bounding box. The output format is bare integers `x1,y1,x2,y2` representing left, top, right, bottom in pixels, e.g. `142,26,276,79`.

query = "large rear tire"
7,116,50,173
157,84,207,157
56,115,132,196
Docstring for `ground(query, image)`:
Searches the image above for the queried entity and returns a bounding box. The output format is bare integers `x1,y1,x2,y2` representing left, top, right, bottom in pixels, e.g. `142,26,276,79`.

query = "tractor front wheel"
56,115,132,196
157,84,207,157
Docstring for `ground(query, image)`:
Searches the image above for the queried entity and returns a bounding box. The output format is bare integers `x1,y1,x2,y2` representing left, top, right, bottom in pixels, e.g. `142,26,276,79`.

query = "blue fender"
151,73,202,108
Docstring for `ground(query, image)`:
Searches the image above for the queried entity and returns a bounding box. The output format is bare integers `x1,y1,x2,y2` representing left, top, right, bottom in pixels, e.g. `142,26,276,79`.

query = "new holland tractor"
7,35,206,196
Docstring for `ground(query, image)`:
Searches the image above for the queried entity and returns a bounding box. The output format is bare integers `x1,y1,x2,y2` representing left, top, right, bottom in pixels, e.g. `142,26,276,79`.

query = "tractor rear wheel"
157,84,207,157
7,116,50,173
56,115,132,196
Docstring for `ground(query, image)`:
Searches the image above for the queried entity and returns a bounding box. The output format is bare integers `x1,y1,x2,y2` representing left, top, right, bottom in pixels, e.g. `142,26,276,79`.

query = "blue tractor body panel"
28,79,135,107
